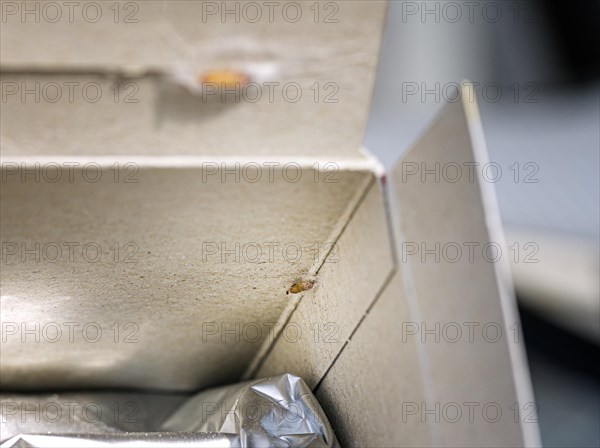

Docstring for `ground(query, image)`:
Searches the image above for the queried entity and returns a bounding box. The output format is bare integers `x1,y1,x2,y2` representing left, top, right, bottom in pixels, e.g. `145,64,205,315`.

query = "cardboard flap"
0,1,386,159
314,84,541,447
389,84,539,446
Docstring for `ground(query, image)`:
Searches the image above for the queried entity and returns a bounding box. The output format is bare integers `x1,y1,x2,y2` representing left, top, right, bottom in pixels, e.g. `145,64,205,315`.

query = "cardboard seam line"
312,172,399,393
313,266,397,393
243,173,378,381
309,168,435,434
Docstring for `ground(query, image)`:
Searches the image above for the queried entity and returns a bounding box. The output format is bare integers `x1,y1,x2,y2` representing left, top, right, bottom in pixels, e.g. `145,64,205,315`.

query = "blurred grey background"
365,2,599,447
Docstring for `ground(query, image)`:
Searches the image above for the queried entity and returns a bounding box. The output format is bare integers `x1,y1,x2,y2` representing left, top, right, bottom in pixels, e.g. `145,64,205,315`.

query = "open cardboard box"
1,2,540,446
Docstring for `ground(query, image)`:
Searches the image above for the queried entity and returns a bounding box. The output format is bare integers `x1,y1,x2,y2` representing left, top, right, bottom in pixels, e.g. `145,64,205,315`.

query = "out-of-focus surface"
365,1,599,446
1,1,386,158
520,306,600,448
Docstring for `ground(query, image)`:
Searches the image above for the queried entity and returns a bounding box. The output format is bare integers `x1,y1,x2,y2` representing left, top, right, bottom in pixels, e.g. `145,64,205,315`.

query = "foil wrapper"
1,374,339,448
1,433,239,447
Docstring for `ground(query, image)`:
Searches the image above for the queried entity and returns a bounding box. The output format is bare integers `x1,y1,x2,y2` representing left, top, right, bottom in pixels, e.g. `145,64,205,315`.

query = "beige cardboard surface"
0,1,386,158
0,162,374,391
388,91,539,446
252,178,395,387
0,0,388,391
315,271,433,448
0,1,386,71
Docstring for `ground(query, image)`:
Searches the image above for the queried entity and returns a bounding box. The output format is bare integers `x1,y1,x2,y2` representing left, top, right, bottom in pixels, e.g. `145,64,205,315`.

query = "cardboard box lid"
0,0,387,159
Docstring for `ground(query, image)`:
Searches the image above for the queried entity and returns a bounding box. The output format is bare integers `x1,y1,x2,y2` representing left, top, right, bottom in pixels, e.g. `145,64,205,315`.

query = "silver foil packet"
1,374,339,448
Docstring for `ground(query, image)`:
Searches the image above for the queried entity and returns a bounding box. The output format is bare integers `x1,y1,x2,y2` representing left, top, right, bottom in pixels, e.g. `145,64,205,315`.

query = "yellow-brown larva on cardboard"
286,279,315,295
199,69,250,88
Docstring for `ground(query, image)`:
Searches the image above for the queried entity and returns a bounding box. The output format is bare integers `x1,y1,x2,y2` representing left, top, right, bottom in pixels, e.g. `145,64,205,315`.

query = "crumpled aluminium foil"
1,374,339,448
0,433,240,447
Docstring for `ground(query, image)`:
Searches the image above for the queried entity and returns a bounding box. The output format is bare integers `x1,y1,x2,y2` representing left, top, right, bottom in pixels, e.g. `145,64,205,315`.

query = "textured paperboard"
313,90,540,447
0,0,387,391
0,0,387,159
387,95,535,447
0,161,374,390
315,270,433,447
251,178,395,387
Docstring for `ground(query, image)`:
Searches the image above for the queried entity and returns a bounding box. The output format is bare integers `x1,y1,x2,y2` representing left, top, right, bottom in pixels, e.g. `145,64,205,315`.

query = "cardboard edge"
459,81,542,447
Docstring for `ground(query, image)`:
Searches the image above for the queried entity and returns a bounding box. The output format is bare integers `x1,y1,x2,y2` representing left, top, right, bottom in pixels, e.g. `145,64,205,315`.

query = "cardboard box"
0,2,539,446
